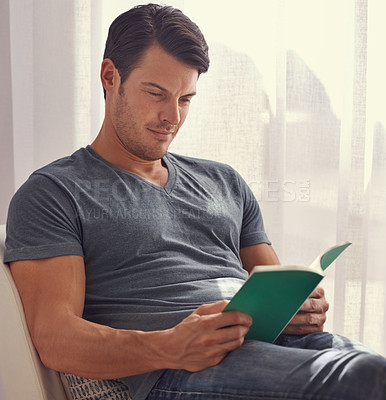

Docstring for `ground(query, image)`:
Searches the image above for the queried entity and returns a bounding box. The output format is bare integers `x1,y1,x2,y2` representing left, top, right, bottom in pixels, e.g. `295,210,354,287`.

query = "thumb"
194,300,229,316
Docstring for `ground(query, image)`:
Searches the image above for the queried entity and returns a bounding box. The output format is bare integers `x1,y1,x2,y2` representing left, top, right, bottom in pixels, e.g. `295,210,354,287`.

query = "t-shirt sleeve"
236,172,271,248
4,173,84,263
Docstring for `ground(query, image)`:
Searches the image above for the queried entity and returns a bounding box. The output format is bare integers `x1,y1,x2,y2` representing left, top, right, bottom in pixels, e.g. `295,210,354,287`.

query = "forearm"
35,314,168,379
36,301,252,378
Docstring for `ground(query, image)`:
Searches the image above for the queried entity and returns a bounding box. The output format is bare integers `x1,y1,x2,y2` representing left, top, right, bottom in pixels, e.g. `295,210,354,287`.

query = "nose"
160,100,180,126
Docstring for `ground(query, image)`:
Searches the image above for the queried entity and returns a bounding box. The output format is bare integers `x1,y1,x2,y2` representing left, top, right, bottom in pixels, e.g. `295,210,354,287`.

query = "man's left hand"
282,286,329,335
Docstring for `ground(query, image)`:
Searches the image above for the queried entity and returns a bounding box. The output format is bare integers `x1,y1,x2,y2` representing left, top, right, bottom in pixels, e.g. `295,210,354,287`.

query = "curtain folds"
2,0,385,354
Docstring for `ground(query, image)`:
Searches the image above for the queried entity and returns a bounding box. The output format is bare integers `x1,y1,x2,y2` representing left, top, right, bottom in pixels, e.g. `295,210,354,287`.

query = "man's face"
109,44,198,161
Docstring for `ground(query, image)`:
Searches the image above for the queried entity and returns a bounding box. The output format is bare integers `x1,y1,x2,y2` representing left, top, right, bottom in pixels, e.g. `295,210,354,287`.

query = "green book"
223,242,352,343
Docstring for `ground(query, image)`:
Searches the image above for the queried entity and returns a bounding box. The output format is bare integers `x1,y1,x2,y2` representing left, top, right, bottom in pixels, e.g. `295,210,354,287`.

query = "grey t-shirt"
4,146,270,399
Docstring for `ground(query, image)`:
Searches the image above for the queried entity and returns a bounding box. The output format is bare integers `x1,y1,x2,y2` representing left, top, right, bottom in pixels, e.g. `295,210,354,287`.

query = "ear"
100,58,120,96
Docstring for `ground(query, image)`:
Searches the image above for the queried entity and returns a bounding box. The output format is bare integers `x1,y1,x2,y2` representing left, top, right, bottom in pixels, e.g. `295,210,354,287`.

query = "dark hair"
102,3,210,98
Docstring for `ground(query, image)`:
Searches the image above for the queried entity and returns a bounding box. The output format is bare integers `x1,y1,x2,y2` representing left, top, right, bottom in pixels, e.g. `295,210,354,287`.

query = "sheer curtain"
2,0,385,355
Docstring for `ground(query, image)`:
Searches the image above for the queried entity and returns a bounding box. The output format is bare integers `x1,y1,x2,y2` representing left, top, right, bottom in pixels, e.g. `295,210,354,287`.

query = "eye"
148,92,162,97
180,97,192,104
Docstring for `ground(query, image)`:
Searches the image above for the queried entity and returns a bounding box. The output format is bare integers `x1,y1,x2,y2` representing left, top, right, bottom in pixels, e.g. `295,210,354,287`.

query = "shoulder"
32,147,95,182
9,147,100,210
18,146,113,195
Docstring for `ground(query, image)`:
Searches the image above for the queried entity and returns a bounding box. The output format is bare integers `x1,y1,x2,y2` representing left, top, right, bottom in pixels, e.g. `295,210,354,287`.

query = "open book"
223,242,352,343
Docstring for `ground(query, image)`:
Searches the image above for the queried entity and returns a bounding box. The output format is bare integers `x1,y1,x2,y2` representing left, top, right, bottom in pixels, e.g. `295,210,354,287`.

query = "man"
4,4,386,400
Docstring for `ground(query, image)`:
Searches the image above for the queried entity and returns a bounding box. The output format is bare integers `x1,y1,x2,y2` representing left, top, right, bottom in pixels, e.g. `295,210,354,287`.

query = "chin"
139,149,168,162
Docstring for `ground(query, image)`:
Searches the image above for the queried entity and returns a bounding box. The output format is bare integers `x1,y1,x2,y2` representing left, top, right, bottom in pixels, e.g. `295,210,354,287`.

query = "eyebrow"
141,81,196,98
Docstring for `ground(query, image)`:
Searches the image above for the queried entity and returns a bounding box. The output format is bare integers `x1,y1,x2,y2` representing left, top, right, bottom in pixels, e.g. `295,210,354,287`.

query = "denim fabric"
146,332,386,400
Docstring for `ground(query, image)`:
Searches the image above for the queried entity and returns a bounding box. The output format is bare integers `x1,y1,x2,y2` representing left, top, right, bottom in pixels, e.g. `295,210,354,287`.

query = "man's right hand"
159,300,252,372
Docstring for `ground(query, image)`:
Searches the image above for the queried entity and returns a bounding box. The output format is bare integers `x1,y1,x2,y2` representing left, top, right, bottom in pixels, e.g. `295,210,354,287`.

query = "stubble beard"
114,94,176,162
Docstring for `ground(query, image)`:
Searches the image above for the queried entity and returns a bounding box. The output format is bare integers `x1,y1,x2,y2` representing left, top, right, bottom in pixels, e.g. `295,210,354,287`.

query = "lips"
147,128,175,140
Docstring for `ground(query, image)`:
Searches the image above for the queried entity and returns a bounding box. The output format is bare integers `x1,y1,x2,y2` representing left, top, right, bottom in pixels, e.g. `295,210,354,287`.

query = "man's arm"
239,243,329,335
10,256,252,378
239,242,280,273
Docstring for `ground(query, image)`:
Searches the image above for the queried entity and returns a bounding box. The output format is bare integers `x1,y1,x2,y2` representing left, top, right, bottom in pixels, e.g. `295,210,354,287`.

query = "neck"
91,121,169,187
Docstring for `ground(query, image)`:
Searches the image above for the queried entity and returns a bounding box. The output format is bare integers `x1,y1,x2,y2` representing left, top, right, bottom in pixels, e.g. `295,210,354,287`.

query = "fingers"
299,296,329,314
299,285,329,313
182,324,250,372
211,309,253,331
283,286,329,336
283,311,326,335
163,302,252,372
289,310,327,327
193,300,252,330
309,285,325,298
211,323,251,345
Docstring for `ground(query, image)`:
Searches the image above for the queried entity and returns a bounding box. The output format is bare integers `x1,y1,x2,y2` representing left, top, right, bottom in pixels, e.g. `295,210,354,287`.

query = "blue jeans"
146,332,386,400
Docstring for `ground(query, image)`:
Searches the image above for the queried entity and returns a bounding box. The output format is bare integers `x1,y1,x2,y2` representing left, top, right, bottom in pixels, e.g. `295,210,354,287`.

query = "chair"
0,224,70,399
